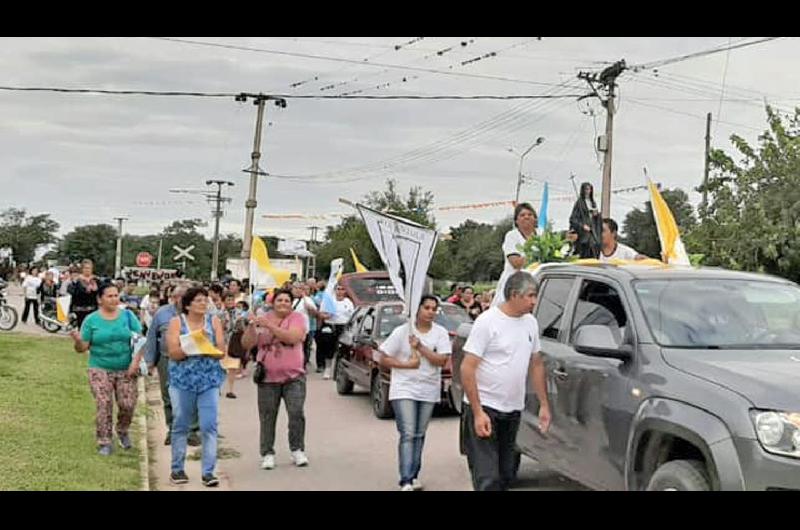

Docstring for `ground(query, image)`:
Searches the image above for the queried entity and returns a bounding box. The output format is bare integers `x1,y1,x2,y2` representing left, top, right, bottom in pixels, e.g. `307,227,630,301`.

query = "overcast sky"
2,37,798,247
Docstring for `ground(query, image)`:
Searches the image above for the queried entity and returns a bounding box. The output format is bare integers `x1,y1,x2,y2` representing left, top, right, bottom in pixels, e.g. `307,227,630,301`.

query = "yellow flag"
350,247,368,273
648,179,691,265
250,235,292,289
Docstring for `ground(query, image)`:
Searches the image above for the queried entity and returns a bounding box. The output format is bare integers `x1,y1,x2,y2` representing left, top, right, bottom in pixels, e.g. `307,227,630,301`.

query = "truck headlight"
752,411,800,458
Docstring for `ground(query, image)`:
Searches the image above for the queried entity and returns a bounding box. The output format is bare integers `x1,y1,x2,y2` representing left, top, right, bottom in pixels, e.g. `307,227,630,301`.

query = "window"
536,277,574,340
379,305,406,338
571,280,628,346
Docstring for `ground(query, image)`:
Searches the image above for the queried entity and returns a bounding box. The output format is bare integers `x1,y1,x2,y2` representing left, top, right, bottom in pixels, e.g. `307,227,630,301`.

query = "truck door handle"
552,368,569,379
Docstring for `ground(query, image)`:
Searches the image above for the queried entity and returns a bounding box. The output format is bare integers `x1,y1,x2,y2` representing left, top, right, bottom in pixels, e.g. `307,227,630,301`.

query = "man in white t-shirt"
599,218,646,263
291,283,318,367
460,271,551,491
377,295,452,491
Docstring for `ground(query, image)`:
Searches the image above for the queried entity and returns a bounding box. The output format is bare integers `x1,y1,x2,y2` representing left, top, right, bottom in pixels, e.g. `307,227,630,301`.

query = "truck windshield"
346,277,401,303
634,279,800,349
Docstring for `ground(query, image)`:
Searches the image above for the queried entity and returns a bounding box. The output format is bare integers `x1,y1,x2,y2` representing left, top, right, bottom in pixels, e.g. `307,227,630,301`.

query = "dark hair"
229,279,242,289
603,217,619,235
513,202,538,229
462,285,474,294
96,281,118,299
419,294,440,310
209,283,225,296
237,301,250,311
181,287,209,314
580,182,596,209
450,284,461,294
272,288,294,304
223,291,235,301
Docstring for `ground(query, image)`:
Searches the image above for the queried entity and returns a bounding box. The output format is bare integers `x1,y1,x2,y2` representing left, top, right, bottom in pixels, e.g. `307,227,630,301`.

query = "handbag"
252,316,289,384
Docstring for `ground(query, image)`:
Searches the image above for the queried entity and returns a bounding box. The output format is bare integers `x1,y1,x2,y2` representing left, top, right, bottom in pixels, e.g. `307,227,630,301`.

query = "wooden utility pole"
578,60,626,218
206,179,234,281
702,112,712,212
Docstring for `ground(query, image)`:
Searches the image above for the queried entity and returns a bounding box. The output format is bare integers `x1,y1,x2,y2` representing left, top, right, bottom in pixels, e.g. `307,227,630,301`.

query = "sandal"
226,392,237,399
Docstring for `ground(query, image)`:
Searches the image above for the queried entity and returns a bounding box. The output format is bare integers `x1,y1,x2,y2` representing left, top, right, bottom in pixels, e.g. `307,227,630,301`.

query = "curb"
137,376,150,492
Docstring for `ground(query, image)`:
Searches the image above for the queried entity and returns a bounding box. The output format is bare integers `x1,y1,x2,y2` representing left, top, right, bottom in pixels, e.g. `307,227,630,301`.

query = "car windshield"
634,279,800,349
346,277,401,303
377,303,470,338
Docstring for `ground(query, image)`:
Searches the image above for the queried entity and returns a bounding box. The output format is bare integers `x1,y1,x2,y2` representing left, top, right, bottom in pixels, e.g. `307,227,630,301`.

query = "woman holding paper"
69,282,144,456
376,295,452,491
165,286,227,487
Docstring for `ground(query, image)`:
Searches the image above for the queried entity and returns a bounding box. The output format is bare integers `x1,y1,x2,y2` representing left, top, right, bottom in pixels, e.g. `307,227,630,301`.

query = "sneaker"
323,367,332,380
412,479,423,491
291,450,309,467
225,392,237,399
400,483,414,491
187,433,201,447
202,474,220,487
261,454,276,470
164,433,171,446
98,444,112,456
118,433,133,450
315,367,324,374
170,470,189,485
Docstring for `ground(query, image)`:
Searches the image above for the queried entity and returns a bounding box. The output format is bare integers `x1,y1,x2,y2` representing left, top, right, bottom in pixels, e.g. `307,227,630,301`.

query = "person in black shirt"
68,259,99,328
457,286,483,321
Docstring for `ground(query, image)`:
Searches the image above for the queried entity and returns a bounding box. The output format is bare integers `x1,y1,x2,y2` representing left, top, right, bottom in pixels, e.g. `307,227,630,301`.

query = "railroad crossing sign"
173,244,196,261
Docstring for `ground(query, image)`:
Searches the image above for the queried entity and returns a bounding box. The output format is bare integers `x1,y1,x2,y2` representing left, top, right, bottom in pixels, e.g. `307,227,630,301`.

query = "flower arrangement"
518,226,575,266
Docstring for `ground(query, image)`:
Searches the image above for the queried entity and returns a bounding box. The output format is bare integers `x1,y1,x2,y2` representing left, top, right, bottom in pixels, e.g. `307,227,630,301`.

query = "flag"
56,294,71,324
249,235,292,289
538,182,549,232
179,329,224,358
356,204,438,322
324,258,344,297
350,247,368,273
648,179,691,266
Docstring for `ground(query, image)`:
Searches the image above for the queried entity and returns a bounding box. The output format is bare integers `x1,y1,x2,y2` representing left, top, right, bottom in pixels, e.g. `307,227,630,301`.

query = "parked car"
334,300,471,419
451,262,800,490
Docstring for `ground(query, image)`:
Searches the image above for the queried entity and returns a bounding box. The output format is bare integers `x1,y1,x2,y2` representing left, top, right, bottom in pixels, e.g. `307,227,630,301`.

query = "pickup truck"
451,263,800,490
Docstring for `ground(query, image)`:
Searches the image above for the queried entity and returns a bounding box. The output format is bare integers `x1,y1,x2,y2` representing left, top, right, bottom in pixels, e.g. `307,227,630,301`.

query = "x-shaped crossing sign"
173,244,196,261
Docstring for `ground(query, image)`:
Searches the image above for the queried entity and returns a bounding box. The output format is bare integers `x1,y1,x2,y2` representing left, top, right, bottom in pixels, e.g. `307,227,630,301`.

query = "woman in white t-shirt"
492,203,537,307
21,266,42,325
377,295,452,491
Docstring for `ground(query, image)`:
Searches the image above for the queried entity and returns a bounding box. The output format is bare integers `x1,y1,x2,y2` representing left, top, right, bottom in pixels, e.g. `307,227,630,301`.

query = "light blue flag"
538,182,549,232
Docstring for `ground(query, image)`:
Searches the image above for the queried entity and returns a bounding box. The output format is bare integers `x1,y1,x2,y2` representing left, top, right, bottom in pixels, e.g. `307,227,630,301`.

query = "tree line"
3,105,798,284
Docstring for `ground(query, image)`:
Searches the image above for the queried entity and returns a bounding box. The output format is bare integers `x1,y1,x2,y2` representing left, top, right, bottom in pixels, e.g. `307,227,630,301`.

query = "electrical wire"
716,37,733,134
631,37,783,71
625,99,764,132
147,37,584,90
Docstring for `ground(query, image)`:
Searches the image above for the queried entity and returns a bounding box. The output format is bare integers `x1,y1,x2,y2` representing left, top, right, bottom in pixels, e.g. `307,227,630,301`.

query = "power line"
148,37,584,90
716,37,733,135
0,85,581,100
625,98,764,132
631,36,783,71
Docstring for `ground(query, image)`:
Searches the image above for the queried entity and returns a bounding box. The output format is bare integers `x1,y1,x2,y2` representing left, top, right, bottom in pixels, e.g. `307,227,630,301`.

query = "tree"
159,219,213,280
621,188,697,259
438,218,511,282
58,224,118,276
364,178,436,228
690,105,800,280
0,208,60,265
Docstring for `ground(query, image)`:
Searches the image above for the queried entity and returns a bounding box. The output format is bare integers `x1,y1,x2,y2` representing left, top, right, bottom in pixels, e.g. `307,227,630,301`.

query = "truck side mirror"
574,325,632,361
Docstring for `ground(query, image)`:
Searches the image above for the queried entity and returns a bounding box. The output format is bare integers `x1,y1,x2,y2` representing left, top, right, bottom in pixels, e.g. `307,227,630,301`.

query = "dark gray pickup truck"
451,263,800,490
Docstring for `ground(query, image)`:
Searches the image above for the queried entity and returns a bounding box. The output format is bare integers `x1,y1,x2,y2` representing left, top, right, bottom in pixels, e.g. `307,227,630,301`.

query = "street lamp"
510,136,545,204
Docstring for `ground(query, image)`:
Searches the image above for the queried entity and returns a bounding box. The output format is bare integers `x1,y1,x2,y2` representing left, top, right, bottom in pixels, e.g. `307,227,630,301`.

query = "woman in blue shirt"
69,282,143,456
165,286,227,487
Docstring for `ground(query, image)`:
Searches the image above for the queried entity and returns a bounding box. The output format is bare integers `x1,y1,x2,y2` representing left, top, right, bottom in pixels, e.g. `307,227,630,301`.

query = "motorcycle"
38,297,78,333
0,279,19,331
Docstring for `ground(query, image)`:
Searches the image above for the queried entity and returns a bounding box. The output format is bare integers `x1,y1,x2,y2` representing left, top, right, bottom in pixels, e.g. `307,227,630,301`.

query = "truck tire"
334,356,354,395
371,374,393,419
646,460,711,491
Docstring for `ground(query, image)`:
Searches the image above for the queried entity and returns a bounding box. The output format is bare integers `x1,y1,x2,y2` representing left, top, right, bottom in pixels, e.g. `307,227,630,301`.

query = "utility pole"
206,179,235,281
578,59,626,218
306,226,320,280
702,112,712,212
157,238,163,270
237,93,287,260
113,217,128,279
510,137,545,205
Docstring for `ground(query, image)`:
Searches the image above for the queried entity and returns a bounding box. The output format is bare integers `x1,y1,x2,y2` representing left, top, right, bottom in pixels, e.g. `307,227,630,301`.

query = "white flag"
356,204,438,321
325,258,344,298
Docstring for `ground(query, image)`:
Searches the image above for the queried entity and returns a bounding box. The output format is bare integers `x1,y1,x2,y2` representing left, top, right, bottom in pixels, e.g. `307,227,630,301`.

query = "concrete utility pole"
113,217,128,278
207,179,235,281
578,59,626,218
237,93,287,260
702,112,712,213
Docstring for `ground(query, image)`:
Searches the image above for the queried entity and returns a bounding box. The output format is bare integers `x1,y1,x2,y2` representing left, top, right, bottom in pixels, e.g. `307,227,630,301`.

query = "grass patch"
187,447,241,461
0,333,142,490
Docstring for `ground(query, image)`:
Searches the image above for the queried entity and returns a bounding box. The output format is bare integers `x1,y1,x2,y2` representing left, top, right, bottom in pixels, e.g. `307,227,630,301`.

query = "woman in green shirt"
70,282,144,456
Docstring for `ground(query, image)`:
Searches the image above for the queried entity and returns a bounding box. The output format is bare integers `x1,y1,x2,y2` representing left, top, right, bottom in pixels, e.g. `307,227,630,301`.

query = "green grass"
0,333,142,490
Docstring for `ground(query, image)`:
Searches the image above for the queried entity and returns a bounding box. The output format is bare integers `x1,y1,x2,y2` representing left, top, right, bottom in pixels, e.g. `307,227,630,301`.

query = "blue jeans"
169,385,219,477
391,399,435,486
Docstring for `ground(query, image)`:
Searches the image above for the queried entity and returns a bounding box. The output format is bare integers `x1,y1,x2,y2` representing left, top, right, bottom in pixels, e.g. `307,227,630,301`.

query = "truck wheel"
371,375,393,419
646,460,711,491
334,357,354,395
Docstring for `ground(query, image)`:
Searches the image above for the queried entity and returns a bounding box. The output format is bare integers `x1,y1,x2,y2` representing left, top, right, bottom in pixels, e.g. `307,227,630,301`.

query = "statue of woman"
569,182,602,258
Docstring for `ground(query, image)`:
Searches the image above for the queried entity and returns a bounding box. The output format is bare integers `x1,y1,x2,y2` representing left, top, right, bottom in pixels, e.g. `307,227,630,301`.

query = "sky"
2,37,798,249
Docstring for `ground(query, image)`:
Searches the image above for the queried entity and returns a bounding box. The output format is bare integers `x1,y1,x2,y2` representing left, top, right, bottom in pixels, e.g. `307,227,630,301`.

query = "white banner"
325,258,344,297
356,204,438,321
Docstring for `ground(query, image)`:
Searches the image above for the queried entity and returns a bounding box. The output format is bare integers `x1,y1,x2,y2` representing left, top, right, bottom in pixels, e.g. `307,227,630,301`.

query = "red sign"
136,252,153,268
